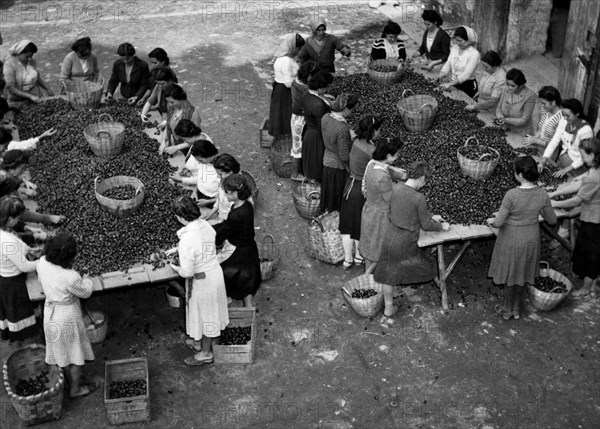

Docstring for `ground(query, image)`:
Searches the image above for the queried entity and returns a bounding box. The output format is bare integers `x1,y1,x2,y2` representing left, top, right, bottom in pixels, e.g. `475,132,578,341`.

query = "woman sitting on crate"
408,10,450,71
169,195,229,366
436,26,480,98
36,231,100,398
140,67,178,123
370,21,407,61
106,42,150,107
213,174,262,308
374,161,450,318
59,37,100,85
494,68,536,134
3,40,55,106
465,51,505,113
160,84,202,156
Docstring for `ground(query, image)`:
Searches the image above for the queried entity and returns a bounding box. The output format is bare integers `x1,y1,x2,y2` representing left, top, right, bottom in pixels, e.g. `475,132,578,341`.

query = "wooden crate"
213,308,257,364
259,118,274,148
104,357,150,425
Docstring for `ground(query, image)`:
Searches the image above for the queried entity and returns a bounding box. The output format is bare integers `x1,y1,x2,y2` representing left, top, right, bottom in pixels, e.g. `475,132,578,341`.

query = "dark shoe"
184,354,213,366
494,304,512,321
180,333,201,352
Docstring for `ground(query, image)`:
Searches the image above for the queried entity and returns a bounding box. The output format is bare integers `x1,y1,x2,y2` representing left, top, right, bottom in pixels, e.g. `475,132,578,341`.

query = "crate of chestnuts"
104,357,150,425
213,308,257,364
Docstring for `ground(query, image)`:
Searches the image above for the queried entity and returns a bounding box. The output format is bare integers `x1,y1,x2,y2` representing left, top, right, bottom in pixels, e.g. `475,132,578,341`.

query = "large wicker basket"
3,344,65,425
367,58,404,85
457,136,500,180
259,234,282,281
84,113,125,158
307,211,344,264
342,274,385,318
397,89,438,132
95,176,145,218
292,179,321,219
270,135,294,178
527,261,573,311
64,78,104,110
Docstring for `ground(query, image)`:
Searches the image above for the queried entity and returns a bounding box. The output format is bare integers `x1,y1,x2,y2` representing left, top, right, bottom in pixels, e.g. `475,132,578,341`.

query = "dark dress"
418,28,451,62
214,202,262,300
571,168,600,279
268,82,292,137
302,92,330,181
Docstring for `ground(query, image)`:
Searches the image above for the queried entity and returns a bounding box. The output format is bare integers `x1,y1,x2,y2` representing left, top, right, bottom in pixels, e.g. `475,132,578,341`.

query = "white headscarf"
462,26,478,46
9,40,33,56
274,34,299,58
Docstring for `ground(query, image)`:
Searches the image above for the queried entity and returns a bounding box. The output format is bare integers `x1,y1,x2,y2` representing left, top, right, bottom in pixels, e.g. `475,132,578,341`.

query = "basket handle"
478,153,495,161
261,234,275,254
98,113,113,123
307,190,321,200
281,160,293,167
540,260,549,270
341,286,352,299
549,285,566,294
83,306,100,329
310,217,325,232
94,176,101,191
97,76,105,87
464,136,480,147
400,89,414,99
419,103,434,113
135,186,144,196
97,130,111,139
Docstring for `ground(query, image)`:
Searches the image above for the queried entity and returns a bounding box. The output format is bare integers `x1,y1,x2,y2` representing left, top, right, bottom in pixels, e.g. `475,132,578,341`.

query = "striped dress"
538,109,563,147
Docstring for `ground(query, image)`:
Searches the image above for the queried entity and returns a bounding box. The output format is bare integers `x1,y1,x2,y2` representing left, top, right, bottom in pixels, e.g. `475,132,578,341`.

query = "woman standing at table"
302,72,332,181
106,43,150,106
374,161,450,317
494,68,536,133
522,86,562,154
59,37,100,84
409,10,450,71
437,26,480,98
465,51,505,112
370,21,407,61
297,20,351,74
161,84,202,155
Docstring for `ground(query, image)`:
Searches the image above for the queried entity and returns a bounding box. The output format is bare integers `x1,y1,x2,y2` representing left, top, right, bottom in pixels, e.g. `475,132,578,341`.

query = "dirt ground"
1,1,599,428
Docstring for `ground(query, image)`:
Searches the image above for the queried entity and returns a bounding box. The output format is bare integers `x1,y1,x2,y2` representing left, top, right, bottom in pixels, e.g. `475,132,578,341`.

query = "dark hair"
213,154,240,174
356,115,384,141
331,93,358,112
0,98,10,118
117,43,136,57
163,84,187,101
372,138,403,161
407,161,433,179
454,27,468,41
579,138,600,169
561,98,585,118
22,42,38,55
307,73,329,90
514,155,539,182
149,47,170,66
0,176,22,198
296,34,305,50
0,196,25,229
71,37,92,53
422,10,443,26
481,50,502,67
381,21,402,37
174,119,202,137
1,150,28,170
0,127,12,145
538,86,561,106
190,140,218,159
45,231,77,269
506,68,526,86
171,195,201,222
298,61,319,84
0,79,5,94
222,174,252,201
154,67,177,83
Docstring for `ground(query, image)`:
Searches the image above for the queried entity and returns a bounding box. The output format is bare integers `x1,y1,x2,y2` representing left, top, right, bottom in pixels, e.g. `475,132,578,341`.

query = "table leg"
435,244,449,311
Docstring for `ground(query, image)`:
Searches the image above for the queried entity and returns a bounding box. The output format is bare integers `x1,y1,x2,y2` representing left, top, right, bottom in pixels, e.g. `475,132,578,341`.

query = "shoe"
548,239,561,250
570,288,593,299
343,260,353,270
290,174,305,182
70,379,100,399
180,333,201,352
184,354,214,366
512,310,520,320
354,256,365,265
384,305,398,318
494,304,512,320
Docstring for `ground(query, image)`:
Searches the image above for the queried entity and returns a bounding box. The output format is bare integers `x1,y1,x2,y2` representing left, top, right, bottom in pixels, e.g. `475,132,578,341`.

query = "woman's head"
44,231,77,269
0,196,25,230
213,153,240,179
154,67,177,86
298,61,319,84
313,22,326,40
579,138,600,169
506,68,527,92
148,47,170,67
307,72,330,91
355,115,383,141
538,86,561,110
513,155,539,182
15,41,37,61
0,175,22,199
561,98,585,123
171,195,201,222
422,10,443,27
481,51,502,71
453,26,477,49
174,119,202,139
330,93,358,114
222,174,252,201
71,37,92,58
1,150,28,176
372,137,403,164
0,127,12,148
190,140,218,162
117,43,136,64
381,21,402,43
164,84,187,109
407,160,433,188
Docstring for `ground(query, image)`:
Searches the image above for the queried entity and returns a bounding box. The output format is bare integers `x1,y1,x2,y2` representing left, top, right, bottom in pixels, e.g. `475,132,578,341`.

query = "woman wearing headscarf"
297,21,351,74
3,40,55,106
59,37,100,84
268,33,305,137
370,21,406,61
437,26,480,98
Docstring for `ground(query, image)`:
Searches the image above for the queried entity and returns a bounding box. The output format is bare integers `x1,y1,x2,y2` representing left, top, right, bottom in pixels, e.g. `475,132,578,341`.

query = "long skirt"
321,167,348,213
290,114,305,159
0,273,38,342
186,265,229,340
44,301,94,367
374,222,437,285
302,127,324,181
359,202,389,262
488,223,541,286
339,176,364,239
572,221,600,279
221,244,262,300
268,82,292,137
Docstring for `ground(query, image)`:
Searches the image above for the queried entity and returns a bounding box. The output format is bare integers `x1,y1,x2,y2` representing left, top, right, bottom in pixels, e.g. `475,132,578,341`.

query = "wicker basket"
367,58,404,85
259,234,282,281
64,78,104,110
83,308,108,344
307,211,344,264
241,170,259,203
3,344,65,425
396,89,438,132
84,113,125,158
292,179,321,219
457,136,500,180
270,135,294,178
527,261,573,311
342,274,385,317
95,176,145,218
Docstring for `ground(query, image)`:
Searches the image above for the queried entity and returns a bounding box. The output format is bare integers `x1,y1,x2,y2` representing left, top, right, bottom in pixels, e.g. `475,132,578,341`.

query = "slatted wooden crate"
104,357,150,425
259,118,274,148
213,308,257,364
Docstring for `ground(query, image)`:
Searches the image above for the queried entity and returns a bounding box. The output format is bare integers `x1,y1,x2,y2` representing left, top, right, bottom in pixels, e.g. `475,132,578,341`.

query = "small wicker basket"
83,308,108,344
457,136,500,180
2,344,65,425
307,211,344,264
64,78,104,110
259,234,282,281
270,135,294,178
94,176,145,218
342,274,385,318
527,261,573,311
396,89,438,132
292,179,321,219
84,113,125,158
367,58,404,85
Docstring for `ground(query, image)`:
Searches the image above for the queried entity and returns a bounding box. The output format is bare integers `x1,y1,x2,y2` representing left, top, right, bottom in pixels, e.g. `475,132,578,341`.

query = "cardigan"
389,182,443,232
59,51,99,82
577,168,600,223
273,56,298,87
496,86,536,129
543,119,593,170
290,79,308,116
107,56,150,99
297,34,350,73
0,229,37,277
491,187,557,228
441,45,480,83
370,38,406,61
321,113,352,170
418,28,451,62
3,57,41,104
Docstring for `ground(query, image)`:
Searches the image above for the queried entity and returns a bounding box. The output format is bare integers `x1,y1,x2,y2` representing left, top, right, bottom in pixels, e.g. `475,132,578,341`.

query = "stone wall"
505,0,553,62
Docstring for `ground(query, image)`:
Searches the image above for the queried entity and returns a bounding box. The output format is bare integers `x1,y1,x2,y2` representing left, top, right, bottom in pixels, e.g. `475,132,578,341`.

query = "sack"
307,211,344,264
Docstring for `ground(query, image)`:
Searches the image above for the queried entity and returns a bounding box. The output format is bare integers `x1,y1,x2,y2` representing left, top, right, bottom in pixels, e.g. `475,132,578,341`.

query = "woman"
374,161,450,317
59,37,100,84
37,231,99,398
268,34,304,138
141,47,178,105
522,86,563,154
0,197,38,343
140,67,178,123
1,126,56,156
169,195,229,366
549,138,600,298
106,43,150,106
465,51,505,112
370,21,407,61
302,72,332,181
339,115,382,269
360,137,403,274
161,84,202,155
3,40,55,106
213,174,262,307
203,154,241,223
437,26,480,98
410,10,450,71
494,68,536,133
321,93,358,213
297,21,351,73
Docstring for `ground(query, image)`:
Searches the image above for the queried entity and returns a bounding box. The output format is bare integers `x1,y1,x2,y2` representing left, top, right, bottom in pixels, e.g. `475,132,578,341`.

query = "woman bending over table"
437,26,480,98
161,84,202,155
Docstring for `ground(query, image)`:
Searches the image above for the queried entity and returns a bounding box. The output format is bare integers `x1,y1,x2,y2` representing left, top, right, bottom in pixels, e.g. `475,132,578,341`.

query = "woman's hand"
494,116,505,125
169,263,181,274
164,145,180,155
136,98,145,107
424,62,436,71
441,222,450,231
105,92,114,102
48,215,66,225
553,167,570,179
165,247,178,257
29,95,40,103
486,217,496,226
465,104,476,112
158,143,166,155
170,174,182,183
140,112,150,123
157,120,167,131
431,214,445,223
127,96,138,105
521,135,532,146
39,127,57,140
440,82,452,91
537,158,547,173
45,87,55,97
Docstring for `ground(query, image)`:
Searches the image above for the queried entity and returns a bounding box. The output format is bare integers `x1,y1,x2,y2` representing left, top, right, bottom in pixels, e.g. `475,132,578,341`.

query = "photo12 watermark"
0,1,140,24
198,1,340,24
